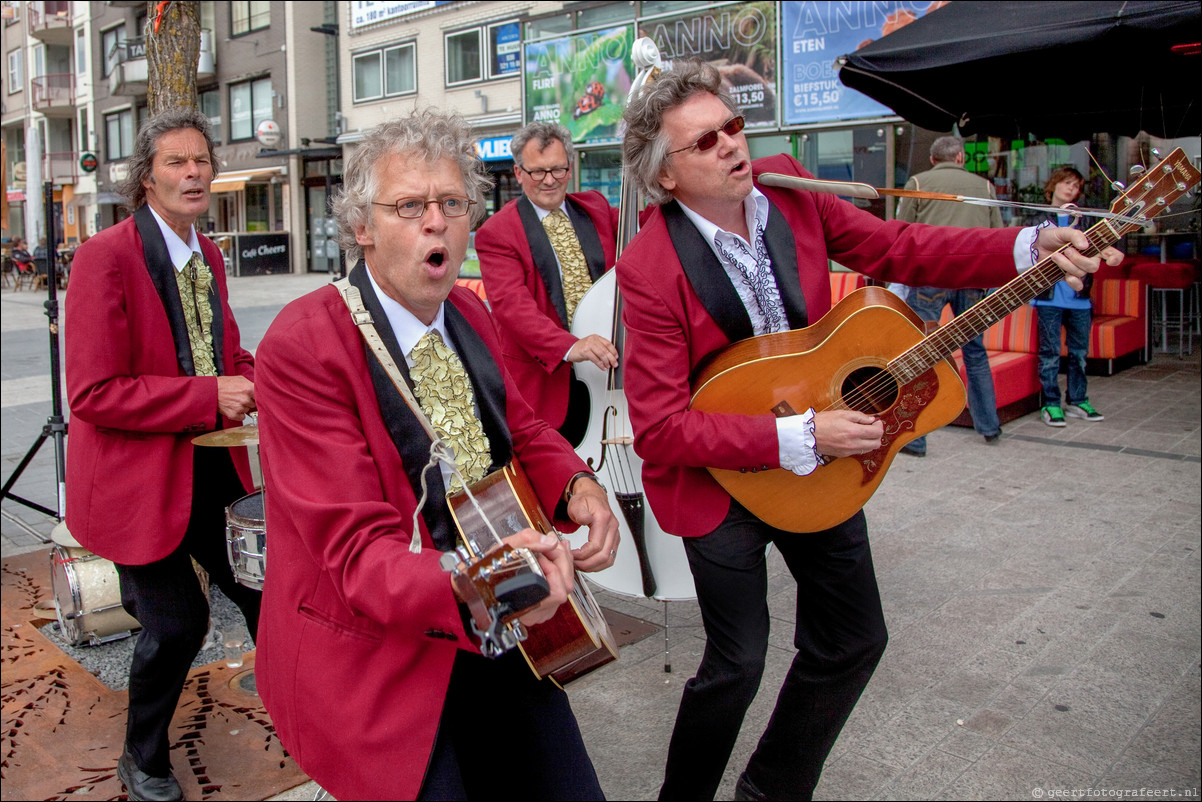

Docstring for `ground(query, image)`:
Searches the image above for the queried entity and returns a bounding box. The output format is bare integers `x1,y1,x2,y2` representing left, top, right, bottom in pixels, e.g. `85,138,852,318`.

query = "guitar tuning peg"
1129,165,1145,177
1151,147,1162,159
1111,180,1126,191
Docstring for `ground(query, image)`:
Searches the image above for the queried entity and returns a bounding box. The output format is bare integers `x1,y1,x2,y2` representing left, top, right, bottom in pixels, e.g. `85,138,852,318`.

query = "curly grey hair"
510,122,575,168
120,108,220,211
334,109,494,267
621,59,739,206
929,135,965,164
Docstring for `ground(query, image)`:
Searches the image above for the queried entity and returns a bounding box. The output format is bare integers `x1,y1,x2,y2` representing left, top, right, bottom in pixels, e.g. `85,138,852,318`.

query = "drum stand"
2,182,67,537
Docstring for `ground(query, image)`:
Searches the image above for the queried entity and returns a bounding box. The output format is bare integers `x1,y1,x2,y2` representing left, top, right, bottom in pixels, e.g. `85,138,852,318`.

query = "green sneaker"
1066,402,1104,421
1041,405,1067,427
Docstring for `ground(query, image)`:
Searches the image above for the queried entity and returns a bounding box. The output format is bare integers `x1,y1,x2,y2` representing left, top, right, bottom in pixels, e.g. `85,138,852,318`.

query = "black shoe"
984,432,1001,444
734,772,769,801
899,443,926,458
117,750,183,802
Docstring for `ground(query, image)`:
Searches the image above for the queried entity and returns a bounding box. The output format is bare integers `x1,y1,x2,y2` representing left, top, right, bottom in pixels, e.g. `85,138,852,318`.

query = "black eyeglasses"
667,115,746,156
371,196,475,219
517,165,570,181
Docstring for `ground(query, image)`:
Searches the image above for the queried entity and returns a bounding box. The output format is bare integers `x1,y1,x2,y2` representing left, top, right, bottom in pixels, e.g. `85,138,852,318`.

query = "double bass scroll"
566,38,696,602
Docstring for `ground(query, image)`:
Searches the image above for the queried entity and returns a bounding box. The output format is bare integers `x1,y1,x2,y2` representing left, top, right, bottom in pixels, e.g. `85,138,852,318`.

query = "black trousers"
659,504,888,801
418,649,604,800
114,447,262,777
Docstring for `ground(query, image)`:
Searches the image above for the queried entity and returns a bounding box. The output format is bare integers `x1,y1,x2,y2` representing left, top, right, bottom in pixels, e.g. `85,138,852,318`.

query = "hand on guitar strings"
567,334,620,371
1035,227,1124,291
813,410,886,458
564,477,621,573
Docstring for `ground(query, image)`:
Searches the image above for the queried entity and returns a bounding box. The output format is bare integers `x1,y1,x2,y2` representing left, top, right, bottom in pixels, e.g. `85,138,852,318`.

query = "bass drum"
567,270,696,601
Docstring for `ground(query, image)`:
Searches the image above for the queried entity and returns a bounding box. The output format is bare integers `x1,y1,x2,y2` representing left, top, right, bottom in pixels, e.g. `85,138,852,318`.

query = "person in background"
64,108,261,802
1027,166,1104,426
894,135,1005,455
475,122,620,445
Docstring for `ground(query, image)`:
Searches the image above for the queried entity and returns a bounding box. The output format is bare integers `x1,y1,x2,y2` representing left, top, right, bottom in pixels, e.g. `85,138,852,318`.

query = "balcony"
43,151,80,186
106,1,146,7
108,32,216,95
30,74,76,115
109,38,148,97
28,1,74,46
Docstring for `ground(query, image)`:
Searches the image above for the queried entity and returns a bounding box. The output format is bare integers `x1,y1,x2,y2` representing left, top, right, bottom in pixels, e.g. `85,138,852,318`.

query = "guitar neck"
890,217,1128,384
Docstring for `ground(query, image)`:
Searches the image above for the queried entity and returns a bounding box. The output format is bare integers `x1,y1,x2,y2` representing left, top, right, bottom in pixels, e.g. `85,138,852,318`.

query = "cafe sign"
79,152,99,173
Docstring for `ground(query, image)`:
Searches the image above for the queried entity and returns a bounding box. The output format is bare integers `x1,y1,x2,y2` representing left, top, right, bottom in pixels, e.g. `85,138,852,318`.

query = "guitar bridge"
771,400,798,417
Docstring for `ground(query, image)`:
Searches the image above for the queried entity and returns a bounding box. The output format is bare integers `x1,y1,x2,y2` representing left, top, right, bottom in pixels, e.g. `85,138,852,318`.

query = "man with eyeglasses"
617,61,1121,801
252,110,618,800
475,122,620,445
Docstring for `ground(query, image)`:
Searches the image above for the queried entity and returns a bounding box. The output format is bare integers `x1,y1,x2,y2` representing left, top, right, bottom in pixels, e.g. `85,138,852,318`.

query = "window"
75,27,86,74
352,42,415,103
445,29,481,86
101,25,123,78
229,77,272,141
105,108,134,160
6,49,19,93
446,20,521,86
78,107,89,151
231,1,270,36
199,88,222,143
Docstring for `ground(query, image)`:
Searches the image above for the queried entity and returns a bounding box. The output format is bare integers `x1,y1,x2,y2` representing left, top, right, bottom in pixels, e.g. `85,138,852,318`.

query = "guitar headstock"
1107,148,1200,237
442,542,549,658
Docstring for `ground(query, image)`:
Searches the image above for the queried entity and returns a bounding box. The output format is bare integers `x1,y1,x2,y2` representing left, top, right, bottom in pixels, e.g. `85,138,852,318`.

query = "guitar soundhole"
840,367,898,414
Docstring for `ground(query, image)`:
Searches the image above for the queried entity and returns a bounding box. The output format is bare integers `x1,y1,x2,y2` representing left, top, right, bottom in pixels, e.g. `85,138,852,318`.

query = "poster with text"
783,1,944,125
641,2,778,127
523,25,635,145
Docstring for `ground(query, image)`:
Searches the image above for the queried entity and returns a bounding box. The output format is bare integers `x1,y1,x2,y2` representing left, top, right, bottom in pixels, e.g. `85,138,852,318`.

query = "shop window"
199,88,222,143
245,184,269,232
231,1,270,36
6,49,19,93
352,43,415,103
229,76,272,142
578,148,622,206
445,29,482,86
105,108,134,161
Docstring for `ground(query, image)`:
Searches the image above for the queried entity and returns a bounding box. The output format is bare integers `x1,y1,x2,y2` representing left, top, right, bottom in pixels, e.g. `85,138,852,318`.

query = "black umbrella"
837,1,1200,140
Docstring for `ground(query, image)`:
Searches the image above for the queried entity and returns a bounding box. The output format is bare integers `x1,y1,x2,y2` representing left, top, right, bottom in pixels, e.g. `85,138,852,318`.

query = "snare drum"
49,545,141,646
226,490,266,590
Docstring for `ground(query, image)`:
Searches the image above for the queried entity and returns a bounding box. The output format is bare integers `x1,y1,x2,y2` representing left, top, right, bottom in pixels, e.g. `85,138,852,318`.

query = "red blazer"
254,282,589,801
64,214,254,565
475,191,619,428
617,154,1024,538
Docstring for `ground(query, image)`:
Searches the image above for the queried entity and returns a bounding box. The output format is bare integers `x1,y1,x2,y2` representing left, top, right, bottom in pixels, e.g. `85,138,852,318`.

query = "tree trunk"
146,1,201,114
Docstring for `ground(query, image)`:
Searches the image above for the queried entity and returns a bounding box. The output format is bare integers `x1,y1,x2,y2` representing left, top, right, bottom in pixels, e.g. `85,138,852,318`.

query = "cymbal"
192,424,259,447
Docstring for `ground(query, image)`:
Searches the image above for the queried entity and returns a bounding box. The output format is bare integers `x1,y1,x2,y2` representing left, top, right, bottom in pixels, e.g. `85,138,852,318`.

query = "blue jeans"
905,288,1001,454
1035,304,1091,407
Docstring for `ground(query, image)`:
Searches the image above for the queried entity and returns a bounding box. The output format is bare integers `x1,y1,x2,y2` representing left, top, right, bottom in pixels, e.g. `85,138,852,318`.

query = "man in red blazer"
253,110,619,801
475,122,620,445
617,62,1123,802
65,108,260,802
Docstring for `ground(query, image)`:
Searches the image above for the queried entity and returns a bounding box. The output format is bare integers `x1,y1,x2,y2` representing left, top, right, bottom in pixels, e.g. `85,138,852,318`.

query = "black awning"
837,1,1200,140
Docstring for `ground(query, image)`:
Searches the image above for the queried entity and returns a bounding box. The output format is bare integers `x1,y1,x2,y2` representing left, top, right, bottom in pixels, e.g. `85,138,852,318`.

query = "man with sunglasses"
475,122,620,445
617,61,1121,801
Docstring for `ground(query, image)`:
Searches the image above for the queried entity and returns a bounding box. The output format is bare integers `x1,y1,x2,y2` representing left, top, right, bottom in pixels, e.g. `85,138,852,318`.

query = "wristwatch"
564,471,607,503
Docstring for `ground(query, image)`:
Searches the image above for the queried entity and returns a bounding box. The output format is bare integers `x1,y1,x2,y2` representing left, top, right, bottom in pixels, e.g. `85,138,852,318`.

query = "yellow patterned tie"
175,252,216,377
542,209,592,324
409,331,491,491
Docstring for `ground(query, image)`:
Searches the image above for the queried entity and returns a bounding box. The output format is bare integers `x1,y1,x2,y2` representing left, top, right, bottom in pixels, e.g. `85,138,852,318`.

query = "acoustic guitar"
689,148,1199,533
445,460,618,685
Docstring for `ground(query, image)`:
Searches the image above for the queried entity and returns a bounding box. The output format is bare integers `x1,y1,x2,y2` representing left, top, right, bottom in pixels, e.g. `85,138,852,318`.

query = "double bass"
565,39,696,602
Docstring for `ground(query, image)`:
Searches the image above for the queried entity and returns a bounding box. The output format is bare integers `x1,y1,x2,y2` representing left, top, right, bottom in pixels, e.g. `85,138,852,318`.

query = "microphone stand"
2,181,67,534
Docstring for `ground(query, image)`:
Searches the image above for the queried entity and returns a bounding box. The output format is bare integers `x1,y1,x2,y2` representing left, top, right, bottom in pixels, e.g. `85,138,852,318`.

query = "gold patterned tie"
409,331,491,491
542,209,593,325
175,252,217,377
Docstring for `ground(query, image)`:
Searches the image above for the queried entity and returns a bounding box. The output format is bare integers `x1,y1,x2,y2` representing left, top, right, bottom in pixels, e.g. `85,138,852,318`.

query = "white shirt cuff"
777,408,820,476
1014,224,1046,272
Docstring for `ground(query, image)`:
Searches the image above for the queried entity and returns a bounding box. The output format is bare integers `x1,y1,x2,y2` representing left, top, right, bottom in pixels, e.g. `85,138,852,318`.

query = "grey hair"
120,108,220,210
333,108,494,267
510,122,575,167
929,135,965,163
621,59,739,206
